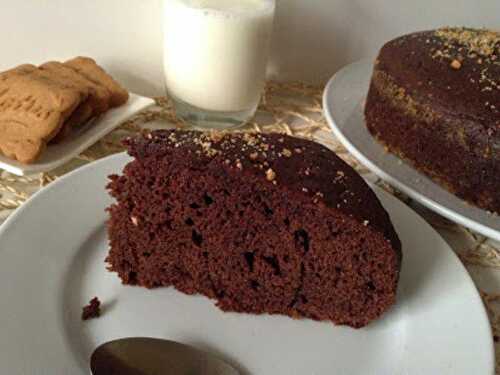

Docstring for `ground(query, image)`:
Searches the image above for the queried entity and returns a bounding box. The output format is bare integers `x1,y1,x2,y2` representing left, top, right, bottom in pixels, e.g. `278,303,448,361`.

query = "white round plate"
0,153,493,374
323,60,500,241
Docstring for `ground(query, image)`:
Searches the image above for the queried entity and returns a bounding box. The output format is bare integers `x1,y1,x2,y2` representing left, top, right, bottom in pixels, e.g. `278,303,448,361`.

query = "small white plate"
0,93,154,176
323,60,500,241
0,152,493,374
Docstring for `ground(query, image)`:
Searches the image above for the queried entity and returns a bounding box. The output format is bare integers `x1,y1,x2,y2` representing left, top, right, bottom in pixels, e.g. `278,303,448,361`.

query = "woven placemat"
1,81,499,371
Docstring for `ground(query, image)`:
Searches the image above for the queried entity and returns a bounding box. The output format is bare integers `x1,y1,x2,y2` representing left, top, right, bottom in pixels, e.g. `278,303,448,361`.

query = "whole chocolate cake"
106,130,401,328
365,27,500,214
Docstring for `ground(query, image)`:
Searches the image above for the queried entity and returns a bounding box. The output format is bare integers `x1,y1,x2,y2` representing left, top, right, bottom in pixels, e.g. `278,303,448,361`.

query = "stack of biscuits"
0,57,129,163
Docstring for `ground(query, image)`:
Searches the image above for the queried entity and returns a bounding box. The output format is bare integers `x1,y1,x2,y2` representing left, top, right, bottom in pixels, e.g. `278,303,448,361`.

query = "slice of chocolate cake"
106,130,402,328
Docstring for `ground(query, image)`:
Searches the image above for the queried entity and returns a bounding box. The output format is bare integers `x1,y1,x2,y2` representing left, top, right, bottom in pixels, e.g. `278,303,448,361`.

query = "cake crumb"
450,59,462,69
363,220,370,226
82,297,101,321
265,168,276,181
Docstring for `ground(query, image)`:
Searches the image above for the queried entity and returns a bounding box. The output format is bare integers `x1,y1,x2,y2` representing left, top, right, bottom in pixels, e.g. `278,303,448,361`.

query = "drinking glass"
163,0,276,129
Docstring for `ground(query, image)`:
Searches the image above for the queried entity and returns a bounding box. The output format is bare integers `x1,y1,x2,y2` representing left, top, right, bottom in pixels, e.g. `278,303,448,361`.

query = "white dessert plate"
0,93,154,176
323,60,500,241
0,152,493,374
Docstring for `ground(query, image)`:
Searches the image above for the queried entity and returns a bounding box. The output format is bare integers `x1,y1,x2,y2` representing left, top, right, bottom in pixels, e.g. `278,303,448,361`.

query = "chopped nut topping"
282,148,292,157
236,160,243,170
294,148,303,154
435,27,499,57
131,216,139,226
265,168,276,181
209,131,225,143
450,59,462,69
249,152,259,160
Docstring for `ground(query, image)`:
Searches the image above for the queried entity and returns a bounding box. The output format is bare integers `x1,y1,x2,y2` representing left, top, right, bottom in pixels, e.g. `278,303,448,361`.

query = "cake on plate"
106,130,402,328
365,27,500,214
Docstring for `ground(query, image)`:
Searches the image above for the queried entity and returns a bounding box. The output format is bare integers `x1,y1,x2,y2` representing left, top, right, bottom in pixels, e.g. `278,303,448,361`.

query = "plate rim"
322,59,500,241
0,151,495,374
0,152,128,236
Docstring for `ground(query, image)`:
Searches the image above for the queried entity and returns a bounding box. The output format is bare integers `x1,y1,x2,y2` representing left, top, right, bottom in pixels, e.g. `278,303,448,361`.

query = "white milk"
163,0,275,113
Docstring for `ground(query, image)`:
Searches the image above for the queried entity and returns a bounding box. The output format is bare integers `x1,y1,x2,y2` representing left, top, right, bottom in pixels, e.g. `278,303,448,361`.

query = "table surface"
0,82,499,372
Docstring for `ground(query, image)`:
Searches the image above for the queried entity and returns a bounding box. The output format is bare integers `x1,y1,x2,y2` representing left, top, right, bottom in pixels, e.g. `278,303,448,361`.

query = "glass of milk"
163,0,276,129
